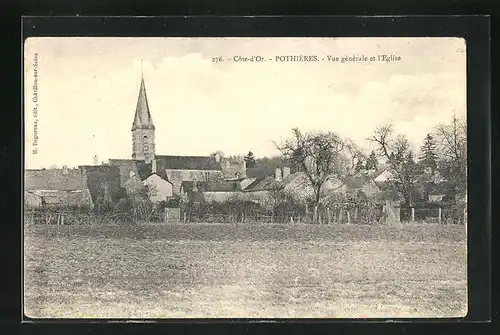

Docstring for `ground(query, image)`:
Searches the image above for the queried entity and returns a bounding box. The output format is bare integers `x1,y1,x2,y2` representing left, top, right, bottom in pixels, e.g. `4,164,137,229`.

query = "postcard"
23,37,467,318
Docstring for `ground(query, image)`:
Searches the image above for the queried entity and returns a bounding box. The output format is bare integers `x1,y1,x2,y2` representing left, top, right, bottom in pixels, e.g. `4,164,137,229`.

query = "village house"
143,172,174,204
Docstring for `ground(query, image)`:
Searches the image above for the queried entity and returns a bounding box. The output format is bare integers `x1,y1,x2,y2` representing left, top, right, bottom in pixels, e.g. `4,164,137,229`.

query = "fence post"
438,207,442,224
354,208,358,223
164,208,168,223
347,211,350,225
61,214,64,225
314,206,318,224
327,207,331,224
411,207,415,222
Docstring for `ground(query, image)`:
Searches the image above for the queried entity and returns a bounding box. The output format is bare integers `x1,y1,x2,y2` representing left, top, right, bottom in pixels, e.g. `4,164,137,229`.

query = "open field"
24,223,467,318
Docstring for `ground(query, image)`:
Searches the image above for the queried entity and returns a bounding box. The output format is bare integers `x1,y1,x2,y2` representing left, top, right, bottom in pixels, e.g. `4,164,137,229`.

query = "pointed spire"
132,67,155,131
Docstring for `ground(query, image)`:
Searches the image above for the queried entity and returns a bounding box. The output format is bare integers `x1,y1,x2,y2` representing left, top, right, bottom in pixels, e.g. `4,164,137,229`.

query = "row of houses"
24,75,461,221
24,154,246,210
24,156,459,213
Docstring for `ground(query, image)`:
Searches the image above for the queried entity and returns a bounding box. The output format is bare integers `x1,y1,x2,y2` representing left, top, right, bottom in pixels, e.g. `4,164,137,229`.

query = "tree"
419,133,438,172
434,114,467,196
370,124,419,205
244,151,256,168
275,128,354,213
365,150,379,171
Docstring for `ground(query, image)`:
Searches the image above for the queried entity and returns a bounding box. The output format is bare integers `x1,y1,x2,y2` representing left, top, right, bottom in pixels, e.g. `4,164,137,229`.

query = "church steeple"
131,72,155,131
131,66,155,162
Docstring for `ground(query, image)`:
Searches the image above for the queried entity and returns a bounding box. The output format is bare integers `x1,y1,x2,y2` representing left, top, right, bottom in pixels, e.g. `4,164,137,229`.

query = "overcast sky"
24,37,466,169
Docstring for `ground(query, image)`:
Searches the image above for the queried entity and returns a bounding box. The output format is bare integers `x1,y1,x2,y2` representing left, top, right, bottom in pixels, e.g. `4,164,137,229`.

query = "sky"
24,37,466,169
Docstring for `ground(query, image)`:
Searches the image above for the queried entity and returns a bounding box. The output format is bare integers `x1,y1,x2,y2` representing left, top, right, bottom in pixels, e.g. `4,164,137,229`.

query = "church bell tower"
131,70,155,163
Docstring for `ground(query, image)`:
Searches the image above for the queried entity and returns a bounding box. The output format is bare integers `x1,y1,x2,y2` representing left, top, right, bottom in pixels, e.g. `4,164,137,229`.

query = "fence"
184,204,385,225
399,205,464,224
23,210,122,225
24,203,465,225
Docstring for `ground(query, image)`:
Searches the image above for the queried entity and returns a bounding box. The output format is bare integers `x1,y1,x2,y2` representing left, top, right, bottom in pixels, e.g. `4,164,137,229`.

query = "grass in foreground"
24,223,467,318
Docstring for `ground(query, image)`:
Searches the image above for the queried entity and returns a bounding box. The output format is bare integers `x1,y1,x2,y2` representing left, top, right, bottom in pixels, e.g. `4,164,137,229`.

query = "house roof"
156,155,222,171
131,76,155,131
25,168,85,191
243,176,284,192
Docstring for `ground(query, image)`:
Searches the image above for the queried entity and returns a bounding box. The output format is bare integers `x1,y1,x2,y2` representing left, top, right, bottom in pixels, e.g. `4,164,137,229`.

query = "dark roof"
243,177,284,192
25,168,85,191
131,76,155,131
156,155,222,171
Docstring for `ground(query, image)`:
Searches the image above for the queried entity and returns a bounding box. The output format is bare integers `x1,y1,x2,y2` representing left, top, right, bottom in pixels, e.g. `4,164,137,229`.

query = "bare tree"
275,128,353,210
370,124,419,205
435,114,467,195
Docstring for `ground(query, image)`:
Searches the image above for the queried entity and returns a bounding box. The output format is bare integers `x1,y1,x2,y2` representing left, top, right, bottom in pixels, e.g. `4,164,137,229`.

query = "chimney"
151,159,157,174
283,166,291,179
214,153,220,162
275,167,282,181
93,155,99,166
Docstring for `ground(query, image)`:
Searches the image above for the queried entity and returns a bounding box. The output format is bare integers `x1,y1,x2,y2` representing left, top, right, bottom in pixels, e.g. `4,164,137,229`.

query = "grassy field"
24,223,467,318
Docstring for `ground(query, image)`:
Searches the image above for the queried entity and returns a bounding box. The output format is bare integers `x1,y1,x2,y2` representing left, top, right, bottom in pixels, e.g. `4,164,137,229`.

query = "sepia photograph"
23,37,467,319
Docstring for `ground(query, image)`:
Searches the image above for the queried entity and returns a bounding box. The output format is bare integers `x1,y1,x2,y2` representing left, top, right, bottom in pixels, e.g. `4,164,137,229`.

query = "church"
107,74,247,197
